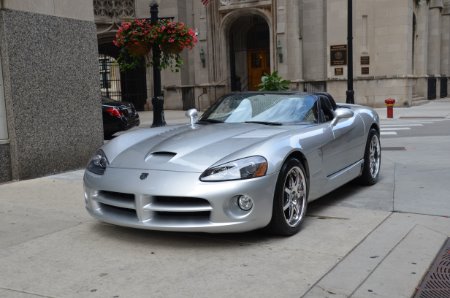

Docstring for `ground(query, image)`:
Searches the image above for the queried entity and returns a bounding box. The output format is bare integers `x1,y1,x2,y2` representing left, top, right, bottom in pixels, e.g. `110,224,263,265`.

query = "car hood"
108,123,288,172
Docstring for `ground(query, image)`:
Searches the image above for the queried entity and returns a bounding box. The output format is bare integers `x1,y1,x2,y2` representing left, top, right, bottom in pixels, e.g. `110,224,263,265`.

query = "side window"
319,97,334,122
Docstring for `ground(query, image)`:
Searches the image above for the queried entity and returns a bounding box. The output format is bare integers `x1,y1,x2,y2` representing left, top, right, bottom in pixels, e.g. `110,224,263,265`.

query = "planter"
162,43,183,55
127,43,150,57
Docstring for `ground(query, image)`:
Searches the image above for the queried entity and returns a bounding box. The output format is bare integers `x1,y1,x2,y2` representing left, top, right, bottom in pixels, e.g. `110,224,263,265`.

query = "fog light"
237,195,253,211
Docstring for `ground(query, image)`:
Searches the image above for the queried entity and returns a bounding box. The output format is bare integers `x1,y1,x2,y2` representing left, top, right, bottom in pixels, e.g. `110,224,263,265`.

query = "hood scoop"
145,151,177,163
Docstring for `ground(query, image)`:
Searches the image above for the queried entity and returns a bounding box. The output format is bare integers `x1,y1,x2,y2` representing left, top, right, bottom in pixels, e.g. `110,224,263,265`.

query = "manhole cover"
413,238,450,298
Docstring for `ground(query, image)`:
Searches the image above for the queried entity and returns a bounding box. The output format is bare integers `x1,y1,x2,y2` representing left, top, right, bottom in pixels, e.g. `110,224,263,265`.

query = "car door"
319,96,364,186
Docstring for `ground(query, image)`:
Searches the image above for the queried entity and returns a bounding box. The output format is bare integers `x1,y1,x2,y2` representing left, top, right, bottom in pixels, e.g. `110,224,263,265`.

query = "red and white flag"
201,0,210,6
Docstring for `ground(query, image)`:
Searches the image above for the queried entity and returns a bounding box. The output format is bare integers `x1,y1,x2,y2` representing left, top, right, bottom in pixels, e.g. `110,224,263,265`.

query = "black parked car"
102,97,140,139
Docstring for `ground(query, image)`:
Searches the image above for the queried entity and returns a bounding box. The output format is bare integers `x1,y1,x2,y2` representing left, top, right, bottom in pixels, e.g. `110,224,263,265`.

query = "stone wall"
0,144,11,183
327,78,414,107
0,9,103,181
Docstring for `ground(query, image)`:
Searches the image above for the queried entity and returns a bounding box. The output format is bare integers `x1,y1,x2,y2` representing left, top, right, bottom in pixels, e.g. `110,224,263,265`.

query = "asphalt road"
381,117,450,138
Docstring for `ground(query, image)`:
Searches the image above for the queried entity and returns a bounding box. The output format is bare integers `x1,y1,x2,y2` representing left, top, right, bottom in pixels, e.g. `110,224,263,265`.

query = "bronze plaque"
361,56,370,65
335,68,344,76
330,45,347,66
361,67,370,75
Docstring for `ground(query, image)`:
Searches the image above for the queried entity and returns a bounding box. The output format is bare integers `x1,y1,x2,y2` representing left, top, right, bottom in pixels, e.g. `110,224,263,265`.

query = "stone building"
95,0,450,110
0,1,102,183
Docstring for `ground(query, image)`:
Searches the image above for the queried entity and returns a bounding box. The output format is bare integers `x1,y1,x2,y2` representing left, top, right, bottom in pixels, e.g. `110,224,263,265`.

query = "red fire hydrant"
385,98,396,119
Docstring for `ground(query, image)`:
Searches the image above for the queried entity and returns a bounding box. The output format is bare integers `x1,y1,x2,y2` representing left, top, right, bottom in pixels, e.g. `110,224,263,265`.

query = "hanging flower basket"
114,18,197,71
161,43,183,55
113,19,153,52
127,43,151,57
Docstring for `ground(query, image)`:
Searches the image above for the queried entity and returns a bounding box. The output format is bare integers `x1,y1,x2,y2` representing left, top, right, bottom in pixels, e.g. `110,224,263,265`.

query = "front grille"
96,191,137,220
99,191,134,202
99,203,138,220
94,193,212,223
154,211,210,221
153,196,209,205
150,196,211,222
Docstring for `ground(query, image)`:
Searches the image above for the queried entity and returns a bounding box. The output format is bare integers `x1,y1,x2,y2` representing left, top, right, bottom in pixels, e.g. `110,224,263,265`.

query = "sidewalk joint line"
300,212,394,298
348,224,418,297
392,162,397,212
0,287,56,298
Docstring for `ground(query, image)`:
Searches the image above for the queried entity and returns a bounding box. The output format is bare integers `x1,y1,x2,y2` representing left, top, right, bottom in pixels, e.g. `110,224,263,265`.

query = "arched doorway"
97,41,147,111
229,15,270,91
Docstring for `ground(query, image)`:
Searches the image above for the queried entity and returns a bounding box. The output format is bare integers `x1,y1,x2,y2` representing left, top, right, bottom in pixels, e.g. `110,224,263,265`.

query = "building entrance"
229,15,270,91
247,49,270,91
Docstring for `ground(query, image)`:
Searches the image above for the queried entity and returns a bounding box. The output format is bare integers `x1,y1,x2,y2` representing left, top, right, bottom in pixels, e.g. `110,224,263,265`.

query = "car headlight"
200,156,268,181
86,149,109,175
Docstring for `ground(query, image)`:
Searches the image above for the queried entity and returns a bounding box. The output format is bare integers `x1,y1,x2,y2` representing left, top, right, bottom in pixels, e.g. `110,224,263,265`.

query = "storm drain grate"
413,238,450,298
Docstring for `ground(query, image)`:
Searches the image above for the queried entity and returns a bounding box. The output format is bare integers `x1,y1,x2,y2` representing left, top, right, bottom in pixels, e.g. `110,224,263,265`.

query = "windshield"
200,93,317,124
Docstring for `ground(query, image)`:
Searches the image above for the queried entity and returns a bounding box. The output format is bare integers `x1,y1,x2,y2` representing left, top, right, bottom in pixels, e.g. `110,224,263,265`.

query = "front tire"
358,128,381,185
268,158,308,236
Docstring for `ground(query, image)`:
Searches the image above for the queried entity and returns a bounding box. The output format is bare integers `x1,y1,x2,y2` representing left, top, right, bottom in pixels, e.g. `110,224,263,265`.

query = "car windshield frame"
199,93,318,125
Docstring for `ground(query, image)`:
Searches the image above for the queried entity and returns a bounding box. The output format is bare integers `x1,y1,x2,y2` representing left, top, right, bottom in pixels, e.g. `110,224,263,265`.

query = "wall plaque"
361,56,370,65
335,68,344,76
330,45,347,66
361,67,370,75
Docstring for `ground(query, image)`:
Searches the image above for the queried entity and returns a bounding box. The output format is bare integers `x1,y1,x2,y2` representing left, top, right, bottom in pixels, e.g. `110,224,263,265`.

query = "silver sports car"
84,92,381,236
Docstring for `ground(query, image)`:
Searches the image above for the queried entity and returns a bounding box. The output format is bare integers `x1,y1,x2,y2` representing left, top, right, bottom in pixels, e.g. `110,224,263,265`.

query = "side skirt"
309,159,364,202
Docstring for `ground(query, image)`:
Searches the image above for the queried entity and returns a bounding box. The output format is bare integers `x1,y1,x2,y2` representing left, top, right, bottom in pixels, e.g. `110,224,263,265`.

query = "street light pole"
150,1,166,127
346,0,355,104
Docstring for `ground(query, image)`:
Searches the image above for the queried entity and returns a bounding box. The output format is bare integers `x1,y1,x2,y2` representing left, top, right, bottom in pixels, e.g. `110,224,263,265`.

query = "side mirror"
331,108,354,126
185,108,198,128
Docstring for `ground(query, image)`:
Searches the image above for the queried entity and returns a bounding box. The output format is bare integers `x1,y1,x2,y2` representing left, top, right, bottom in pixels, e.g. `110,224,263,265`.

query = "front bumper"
84,167,278,233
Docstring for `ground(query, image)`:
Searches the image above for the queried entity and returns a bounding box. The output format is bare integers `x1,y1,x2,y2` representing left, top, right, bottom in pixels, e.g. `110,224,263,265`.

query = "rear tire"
268,158,308,236
358,128,381,185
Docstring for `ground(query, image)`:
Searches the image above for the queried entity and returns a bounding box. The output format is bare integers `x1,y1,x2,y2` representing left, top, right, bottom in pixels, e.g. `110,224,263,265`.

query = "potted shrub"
258,71,291,91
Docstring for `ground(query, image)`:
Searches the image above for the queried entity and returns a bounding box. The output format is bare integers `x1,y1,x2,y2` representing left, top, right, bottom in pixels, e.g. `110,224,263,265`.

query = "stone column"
276,0,287,76
0,61,7,142
442,1,450,76
427,0,443,75
414,0,429,76
0,57,11,182
0,1,102,181
286,0,302,81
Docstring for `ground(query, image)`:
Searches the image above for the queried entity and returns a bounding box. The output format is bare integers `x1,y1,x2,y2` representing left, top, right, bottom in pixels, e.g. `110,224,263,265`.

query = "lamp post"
150,0,166,127
346,0,355,104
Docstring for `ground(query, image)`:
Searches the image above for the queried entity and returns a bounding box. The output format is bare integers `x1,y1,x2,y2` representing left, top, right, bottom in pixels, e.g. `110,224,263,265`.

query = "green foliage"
116,48,145,72
258,71,291,91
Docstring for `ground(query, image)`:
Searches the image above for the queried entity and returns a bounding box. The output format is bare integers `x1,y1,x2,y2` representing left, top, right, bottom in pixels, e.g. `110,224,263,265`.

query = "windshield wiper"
197,119,224,124
245,121,283,126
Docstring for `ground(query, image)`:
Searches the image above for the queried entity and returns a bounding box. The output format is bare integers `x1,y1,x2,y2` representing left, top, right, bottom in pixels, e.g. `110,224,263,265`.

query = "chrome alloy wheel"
282,166,307,227
369,134,381,179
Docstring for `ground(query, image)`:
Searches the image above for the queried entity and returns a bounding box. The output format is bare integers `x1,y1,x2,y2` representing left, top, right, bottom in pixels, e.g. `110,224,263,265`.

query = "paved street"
0,99,449,298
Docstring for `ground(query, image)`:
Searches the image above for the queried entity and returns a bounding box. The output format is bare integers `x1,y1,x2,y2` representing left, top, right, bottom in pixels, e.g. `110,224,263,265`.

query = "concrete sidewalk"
0,98,449,297
374,97,450,120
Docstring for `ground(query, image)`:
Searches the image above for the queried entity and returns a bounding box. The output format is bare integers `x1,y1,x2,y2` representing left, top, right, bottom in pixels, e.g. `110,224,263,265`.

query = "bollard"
384,98,395,119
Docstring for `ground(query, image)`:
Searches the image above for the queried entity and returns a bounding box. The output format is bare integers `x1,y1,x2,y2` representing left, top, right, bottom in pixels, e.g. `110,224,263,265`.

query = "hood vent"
145,151,177,163
151,151,177,157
